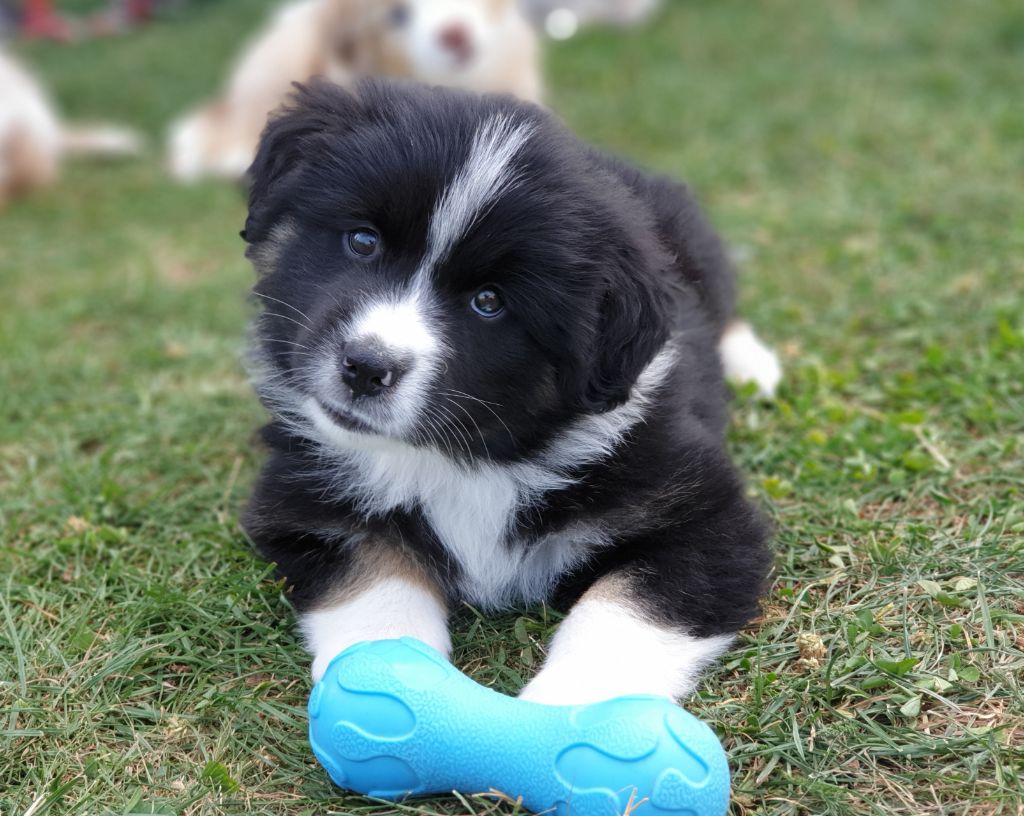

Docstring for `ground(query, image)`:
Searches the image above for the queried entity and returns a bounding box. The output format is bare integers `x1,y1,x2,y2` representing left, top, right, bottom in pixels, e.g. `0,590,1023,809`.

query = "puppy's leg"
300,544,451,682
518,574,735,705
521,481,770,705
719,319,782,399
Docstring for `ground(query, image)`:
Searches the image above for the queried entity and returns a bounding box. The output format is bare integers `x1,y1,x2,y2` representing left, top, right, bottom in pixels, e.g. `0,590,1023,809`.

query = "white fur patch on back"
301,575,450,682
719,320,782,399
518,596,734,705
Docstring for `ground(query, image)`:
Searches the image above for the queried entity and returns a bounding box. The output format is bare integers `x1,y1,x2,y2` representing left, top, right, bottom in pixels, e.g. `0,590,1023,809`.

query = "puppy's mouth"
315,399,381,436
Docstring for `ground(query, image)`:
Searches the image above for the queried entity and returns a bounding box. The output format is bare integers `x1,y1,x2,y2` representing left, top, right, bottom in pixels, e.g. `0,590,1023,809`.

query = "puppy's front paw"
518,665,675,706
311,650,339,684
518,670,589,706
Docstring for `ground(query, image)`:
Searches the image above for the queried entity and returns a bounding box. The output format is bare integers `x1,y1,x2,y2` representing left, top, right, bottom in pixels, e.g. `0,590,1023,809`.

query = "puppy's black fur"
242,80,771,645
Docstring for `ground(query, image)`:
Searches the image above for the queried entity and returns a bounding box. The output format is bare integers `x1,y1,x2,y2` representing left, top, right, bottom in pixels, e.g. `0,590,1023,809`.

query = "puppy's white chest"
420,469,608,609
418,467,523,606
336,440,588,608
336,441,524,603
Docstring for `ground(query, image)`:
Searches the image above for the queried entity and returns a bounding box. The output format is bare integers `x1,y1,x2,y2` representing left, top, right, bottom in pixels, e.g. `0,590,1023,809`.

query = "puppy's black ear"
244,80,362,243
571,264,670,413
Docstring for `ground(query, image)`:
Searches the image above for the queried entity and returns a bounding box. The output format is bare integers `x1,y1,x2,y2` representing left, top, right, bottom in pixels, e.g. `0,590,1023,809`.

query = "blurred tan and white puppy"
168,0,542,182
0,49,140,206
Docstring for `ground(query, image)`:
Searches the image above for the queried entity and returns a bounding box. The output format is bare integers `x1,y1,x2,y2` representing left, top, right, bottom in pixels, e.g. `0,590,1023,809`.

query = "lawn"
1,0,1022,814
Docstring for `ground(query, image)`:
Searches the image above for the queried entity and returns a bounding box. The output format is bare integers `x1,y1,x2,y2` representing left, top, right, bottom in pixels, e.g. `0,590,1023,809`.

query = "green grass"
2,0,1023,813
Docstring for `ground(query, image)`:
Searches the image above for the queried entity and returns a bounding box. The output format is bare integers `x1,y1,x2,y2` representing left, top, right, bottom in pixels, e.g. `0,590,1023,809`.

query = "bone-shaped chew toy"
308,637,730,816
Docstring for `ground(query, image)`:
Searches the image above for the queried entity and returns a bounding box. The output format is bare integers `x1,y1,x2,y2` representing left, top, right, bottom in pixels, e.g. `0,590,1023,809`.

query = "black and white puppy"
241,79,776,705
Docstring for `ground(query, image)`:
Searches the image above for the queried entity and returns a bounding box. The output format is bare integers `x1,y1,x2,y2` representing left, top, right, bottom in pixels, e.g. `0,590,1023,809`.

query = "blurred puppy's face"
244,83,667,463
329,0,518,83
384,0,515,78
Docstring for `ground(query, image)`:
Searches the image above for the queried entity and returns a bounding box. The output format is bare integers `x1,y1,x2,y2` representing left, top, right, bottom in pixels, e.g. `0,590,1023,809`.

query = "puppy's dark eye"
389,3,410,27
348,229,380,257
471,288,504,318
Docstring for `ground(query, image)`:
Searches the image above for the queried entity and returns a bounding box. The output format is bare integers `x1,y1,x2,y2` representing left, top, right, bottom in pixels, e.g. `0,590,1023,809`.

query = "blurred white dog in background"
168,0,542,182
0,48,140,206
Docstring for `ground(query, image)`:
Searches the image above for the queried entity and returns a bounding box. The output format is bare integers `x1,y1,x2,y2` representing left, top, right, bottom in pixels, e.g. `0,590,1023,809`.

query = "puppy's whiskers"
443,396,491,463
441,389,515,447
260,311,314,332
421,405,460,461
441,389,503,408
309,281,346,313
430,403,474,464
418,409,457,461
253,292,315,328
436,404,474,462
261,338,315,352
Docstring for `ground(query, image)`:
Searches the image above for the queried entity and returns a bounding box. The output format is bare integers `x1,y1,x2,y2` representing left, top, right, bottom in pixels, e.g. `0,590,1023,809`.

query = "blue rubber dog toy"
308,638,730,816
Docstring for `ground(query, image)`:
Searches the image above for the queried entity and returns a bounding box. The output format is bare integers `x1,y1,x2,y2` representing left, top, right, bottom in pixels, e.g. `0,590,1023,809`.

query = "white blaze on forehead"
349,291,438,354
346,113,535,352
421,113,535,275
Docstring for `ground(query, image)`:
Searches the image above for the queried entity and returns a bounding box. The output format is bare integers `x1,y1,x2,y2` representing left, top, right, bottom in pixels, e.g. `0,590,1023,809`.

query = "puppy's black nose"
340,342,402,398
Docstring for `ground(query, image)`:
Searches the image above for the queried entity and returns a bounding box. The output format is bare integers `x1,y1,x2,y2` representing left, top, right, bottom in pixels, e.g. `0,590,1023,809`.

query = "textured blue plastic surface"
308,638,730,816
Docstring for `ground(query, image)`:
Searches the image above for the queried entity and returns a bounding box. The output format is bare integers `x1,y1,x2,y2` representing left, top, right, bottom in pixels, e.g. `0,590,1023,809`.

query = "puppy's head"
244,80,669,462
325,0,523,84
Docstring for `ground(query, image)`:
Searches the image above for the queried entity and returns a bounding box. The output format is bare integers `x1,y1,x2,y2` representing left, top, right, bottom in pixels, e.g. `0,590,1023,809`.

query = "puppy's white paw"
719,321,782,399
518,597,735,706
311,648,344,685
518,672,583,706
301,576,452,683
518,668,662,706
